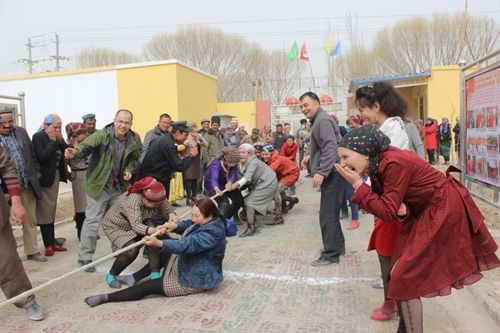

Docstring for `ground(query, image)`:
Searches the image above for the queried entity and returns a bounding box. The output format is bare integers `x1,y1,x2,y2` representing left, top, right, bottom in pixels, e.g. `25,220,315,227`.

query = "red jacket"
280,142,298,162
424,123,437,150
267,151,299,186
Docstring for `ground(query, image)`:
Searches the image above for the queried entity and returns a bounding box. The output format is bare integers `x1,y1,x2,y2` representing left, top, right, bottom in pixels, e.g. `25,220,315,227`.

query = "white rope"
0,190,228,308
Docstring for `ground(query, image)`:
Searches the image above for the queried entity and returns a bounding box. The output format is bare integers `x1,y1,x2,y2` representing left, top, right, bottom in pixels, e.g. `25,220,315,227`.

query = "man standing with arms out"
140,113,172,161
0,110,45,262
300,92,346,266
0,145,45,320
65,109,142,271
82,113,97,135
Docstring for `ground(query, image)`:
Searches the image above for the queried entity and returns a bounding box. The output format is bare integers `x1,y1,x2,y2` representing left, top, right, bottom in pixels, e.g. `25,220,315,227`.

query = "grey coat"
405,122,425,160
9,126,42,199
309,107,342,177
141,126,167,161
238,155,277,214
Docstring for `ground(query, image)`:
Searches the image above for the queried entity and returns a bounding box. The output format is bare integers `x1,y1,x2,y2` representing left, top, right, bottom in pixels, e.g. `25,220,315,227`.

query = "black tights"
39,223,55,247
397,299,423,333
109,239,161,276
108,278,165,303
183,179,197,200
378,255,392,300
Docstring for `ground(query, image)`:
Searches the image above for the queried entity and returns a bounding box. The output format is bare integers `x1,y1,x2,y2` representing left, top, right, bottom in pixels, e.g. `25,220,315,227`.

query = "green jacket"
75,123,142,200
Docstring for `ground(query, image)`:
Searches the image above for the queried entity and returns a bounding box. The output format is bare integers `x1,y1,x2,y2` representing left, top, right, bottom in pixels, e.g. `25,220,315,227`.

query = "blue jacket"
162,217,227,290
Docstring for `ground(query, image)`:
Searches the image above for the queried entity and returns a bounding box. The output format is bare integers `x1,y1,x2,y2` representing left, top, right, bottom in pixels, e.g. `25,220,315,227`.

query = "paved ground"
1,172,500,333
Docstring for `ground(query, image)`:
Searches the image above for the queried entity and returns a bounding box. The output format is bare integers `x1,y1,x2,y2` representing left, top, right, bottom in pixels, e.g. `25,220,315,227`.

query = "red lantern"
285,96,299,105
320,95,333,103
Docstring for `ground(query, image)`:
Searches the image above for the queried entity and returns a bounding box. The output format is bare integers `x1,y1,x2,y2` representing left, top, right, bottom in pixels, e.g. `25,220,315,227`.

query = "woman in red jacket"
335,125,499,333
280,135,298,162
424,118,437,165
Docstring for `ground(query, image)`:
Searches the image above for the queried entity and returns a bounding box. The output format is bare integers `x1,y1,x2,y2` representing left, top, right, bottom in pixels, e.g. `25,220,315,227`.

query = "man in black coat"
0,110,45,262
134,121,198,195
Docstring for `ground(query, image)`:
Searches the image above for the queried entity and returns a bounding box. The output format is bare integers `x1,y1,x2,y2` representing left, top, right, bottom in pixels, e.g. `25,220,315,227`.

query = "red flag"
300,42,309,61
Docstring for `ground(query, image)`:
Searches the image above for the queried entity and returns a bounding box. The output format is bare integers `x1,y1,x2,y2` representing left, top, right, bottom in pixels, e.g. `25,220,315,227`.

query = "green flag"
287,41,299,60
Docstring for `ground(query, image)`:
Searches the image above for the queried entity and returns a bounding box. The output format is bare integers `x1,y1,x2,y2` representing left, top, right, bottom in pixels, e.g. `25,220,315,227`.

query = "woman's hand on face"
143,235,162,248
334,163,361,185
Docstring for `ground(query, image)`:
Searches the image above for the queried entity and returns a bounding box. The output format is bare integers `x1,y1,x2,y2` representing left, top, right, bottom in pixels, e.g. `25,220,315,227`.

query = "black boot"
239,224,257,237
286,197,299,211
281,200,288,215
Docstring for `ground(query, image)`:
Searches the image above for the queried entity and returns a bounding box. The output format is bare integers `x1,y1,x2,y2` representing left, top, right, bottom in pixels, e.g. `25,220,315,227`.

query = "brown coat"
102,192,173,248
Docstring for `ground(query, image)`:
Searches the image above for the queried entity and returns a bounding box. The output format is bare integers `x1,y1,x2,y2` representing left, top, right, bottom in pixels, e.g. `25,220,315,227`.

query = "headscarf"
253,141,264,152
65,122,88,141
239,143,255,154
220,146,240,164
262,143,274,153
40,113,62,131
339,125,391,175
126,176,166,202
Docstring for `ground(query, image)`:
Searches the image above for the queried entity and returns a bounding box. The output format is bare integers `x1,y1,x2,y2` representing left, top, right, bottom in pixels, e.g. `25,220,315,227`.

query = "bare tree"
260,51,305,106
76,47,139,68
144,25,302,102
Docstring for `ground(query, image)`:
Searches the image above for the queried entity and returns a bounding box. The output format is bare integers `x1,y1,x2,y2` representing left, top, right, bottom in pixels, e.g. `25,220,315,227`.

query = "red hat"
65,122,88,139
127,177,166,202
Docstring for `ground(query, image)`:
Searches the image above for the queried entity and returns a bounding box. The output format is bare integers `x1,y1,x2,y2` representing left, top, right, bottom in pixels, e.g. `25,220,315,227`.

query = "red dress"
352,147,500,300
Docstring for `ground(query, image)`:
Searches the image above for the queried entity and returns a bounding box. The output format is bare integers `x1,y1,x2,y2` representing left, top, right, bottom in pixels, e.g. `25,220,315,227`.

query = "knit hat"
339,125,391,175
127,177,166,202
221,146,240,164
65,122,88,139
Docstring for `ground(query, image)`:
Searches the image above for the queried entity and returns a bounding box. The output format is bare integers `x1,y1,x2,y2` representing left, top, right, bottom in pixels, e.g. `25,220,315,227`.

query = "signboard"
464,66,500,187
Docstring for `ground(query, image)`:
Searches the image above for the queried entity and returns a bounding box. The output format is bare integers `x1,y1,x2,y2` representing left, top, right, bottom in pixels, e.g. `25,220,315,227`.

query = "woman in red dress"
335,125,500,333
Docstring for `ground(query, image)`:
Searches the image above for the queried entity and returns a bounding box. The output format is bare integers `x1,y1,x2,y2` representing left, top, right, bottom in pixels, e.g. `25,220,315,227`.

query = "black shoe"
239,224,257,237
281,201,288,214
78,260,96,273
171,202,181,207
286,197,299,211
311,257,339,267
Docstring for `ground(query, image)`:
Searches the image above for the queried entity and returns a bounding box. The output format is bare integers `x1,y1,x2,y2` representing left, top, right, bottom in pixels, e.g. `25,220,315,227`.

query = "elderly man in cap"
81,113,97,135
0,110,45,262
134,120,198,193
65,109,142,271
241,128,264,145
198,118,210,136
140,113,172,161
201,116,225,167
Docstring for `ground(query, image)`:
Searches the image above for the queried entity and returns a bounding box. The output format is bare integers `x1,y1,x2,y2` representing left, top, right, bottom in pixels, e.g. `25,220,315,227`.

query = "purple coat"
204,158,237,196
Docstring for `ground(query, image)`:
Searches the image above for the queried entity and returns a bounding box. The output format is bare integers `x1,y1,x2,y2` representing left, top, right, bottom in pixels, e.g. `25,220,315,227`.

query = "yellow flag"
326,36,333,55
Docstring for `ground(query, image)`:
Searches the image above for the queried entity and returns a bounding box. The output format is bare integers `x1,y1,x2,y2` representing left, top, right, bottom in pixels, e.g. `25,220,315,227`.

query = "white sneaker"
24,302,45,321
372,277,384,289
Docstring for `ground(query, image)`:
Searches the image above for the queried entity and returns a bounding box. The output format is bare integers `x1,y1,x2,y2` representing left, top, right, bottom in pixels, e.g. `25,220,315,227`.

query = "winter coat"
32,130,68,187
204,158,237,197
266,151,299,186
280,142,298,162
425,123,438,150
162,217,227,290
74,123,142,200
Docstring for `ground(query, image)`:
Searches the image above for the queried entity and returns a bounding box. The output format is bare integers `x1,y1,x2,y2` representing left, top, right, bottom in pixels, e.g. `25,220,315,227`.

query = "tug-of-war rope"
0,190,227,308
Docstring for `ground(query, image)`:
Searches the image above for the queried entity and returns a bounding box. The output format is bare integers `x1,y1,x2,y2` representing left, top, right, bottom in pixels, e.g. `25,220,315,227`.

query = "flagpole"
308,61,316,91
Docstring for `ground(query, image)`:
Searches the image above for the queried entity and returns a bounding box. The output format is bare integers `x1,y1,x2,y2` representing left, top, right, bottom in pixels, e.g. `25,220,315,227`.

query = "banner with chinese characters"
465,66,500,187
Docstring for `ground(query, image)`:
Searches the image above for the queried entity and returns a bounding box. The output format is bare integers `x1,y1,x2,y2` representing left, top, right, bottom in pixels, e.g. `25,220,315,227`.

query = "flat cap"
82,113,96,121
171,120,190,133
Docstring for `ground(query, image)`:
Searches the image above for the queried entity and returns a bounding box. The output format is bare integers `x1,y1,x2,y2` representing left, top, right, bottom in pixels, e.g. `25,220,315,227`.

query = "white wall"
0,71,119,136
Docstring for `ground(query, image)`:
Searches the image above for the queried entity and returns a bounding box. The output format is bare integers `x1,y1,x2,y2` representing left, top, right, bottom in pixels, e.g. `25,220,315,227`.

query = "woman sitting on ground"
85,198,227,307
101,177,177,288
335,125,499,333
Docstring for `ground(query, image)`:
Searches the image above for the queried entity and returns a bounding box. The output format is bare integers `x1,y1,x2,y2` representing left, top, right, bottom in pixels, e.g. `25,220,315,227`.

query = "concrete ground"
1,172,500,333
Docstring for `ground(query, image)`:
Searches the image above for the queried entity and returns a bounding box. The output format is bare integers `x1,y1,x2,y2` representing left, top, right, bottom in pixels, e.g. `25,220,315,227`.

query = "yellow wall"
176,65,217,125
427,65,461,123
117,64,178,139
217,101,256,131
399,85,427,121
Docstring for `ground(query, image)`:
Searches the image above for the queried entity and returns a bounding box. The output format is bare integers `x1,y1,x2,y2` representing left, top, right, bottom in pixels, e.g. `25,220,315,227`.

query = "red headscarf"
127,177,166,202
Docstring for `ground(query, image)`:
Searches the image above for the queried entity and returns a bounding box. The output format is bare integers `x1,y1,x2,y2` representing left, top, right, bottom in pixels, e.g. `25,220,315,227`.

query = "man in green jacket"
65,109,141,271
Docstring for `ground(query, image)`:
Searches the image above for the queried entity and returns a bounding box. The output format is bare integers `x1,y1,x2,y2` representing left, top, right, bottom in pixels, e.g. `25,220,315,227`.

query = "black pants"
427,149,435,164
319,172,347,260
39,223,55,247
216,190,245,219
183,179,197,200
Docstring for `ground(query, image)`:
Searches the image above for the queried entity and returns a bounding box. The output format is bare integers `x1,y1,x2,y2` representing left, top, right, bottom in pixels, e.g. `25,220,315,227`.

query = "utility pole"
20,38,36,74
51,33,68,71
